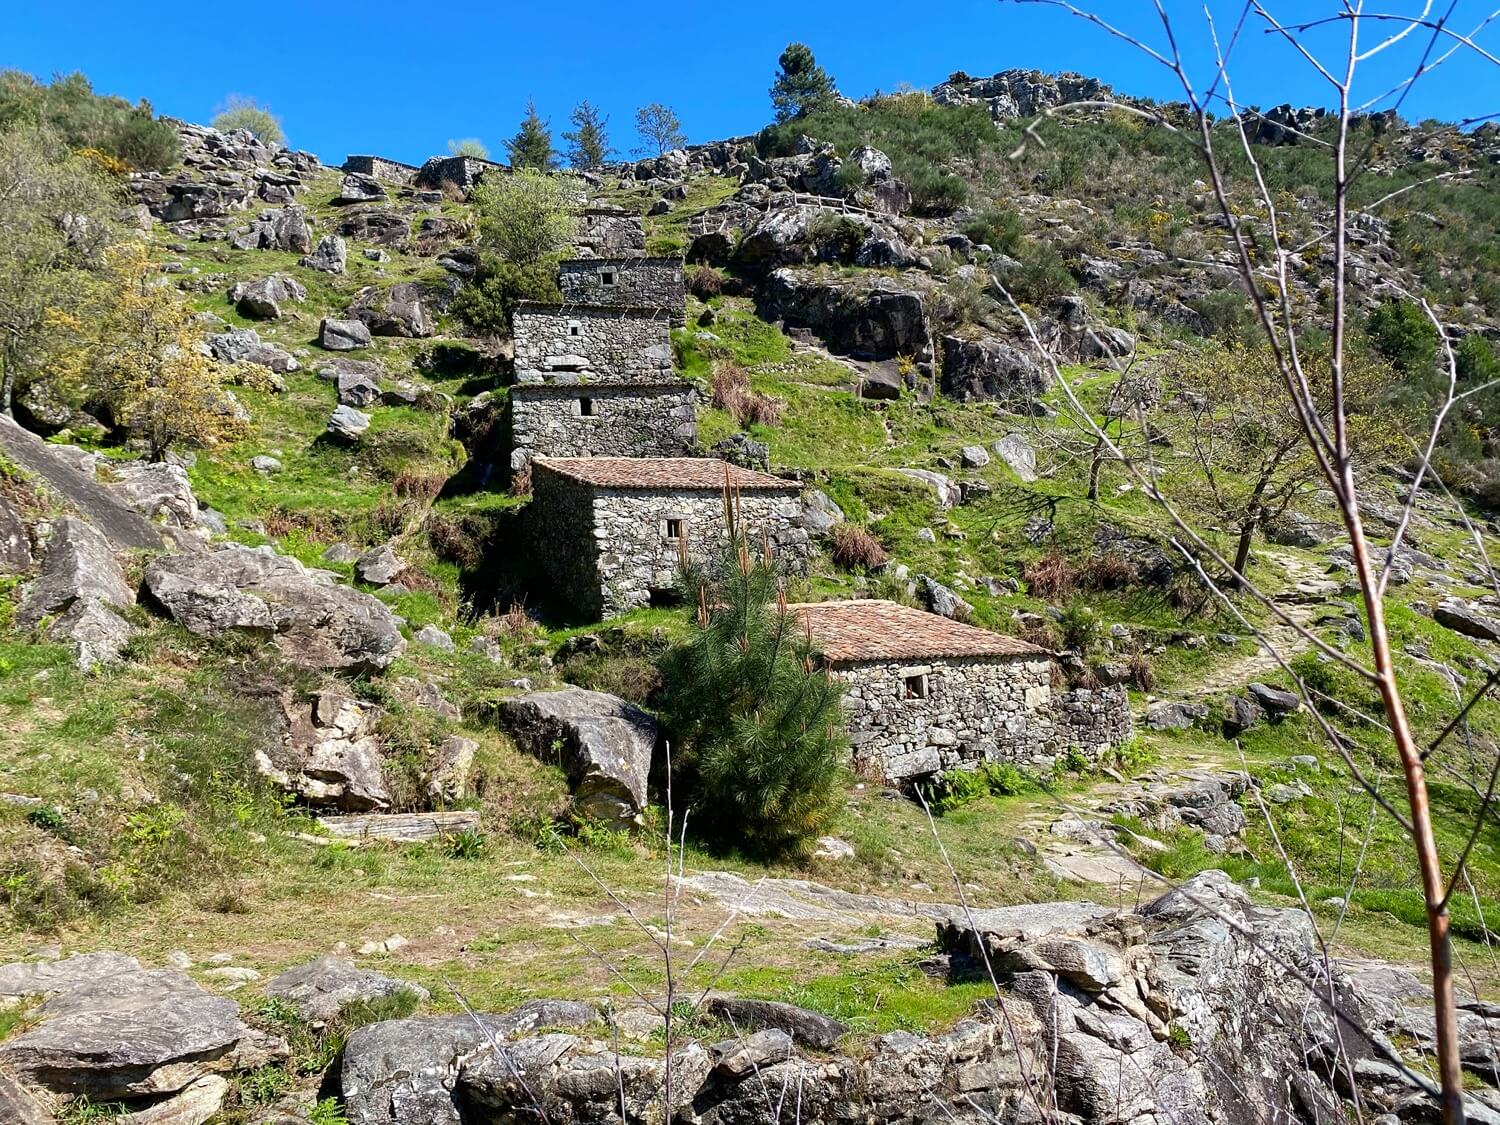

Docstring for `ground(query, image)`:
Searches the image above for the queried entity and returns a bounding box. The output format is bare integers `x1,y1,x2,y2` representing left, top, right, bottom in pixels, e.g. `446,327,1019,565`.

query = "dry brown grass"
829,524,889,571
510,464,533,497
687,264,723,299
1077,553,1139,591
392,468,447,502
711,362,785,428
1023,549,1075,601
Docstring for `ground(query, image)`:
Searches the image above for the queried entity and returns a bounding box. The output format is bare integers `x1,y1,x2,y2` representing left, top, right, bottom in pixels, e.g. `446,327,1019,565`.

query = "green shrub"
1057,601,1102,654
660,525,848,856
962,207,1024,256
808,212,865,263
1002,242,1076,304
906,165,969,214
452,257,562,336
1365,299,1438,377
0,70,179,171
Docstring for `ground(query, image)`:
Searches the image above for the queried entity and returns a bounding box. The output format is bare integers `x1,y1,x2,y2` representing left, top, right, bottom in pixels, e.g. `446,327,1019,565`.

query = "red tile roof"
533,457,797,492
790,600,1047,662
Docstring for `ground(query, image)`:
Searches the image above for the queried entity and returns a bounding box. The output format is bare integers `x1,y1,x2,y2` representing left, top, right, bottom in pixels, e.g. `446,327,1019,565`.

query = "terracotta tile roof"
533,457,798,492
790,600,1048,662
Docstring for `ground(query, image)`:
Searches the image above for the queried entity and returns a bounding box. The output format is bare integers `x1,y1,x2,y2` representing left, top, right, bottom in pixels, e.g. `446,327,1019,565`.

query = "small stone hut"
557,258,686,326
512,304,674,383
529,457,810,620
791,599,1054,782
507,383,698,471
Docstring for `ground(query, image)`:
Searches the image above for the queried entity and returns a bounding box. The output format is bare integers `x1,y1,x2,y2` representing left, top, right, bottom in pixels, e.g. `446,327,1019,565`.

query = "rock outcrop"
495,689,657,827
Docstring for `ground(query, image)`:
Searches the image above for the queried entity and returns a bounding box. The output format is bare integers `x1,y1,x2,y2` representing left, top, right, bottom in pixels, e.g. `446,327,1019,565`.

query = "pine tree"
634,103,686,158
563,100,612,170
770,43,837,123
505,99,555,170
659,509,848,856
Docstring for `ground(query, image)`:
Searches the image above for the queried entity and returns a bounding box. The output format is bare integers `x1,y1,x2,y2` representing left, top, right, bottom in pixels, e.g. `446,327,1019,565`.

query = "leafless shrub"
711,362,785,428
829,524,889,570
687,265,723,299
1077,552,1139,591
510,463,533,497
1128,650,1156,692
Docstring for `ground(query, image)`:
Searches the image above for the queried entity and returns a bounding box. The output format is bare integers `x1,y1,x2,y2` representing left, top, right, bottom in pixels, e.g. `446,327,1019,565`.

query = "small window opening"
904,674,928,700
578,396,595,417
601,270,617,286
568,322,581,337
665,518,684,539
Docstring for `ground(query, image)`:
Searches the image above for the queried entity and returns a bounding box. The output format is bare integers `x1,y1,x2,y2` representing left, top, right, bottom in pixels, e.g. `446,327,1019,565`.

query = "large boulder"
206,326,300,375
341,1001,598,1125
759,268,933,361
15,517,133,632
1435,598,1500,643
0,495,32,573
338,173,387,203
352,283,432,338
336,206,410,247
228,275,306,320
895,468,960,509
993,432,1038,482
300,234,348,274
230,205,312,254
496,689,657,827
0,964,281,1100
328,404,372,440
265,956,428,1025
260,688,393,810
319,318,373,352
45,598,140,672
940,333,1049,407
703,997,848,1050
142,546,405,672
108,461,201,530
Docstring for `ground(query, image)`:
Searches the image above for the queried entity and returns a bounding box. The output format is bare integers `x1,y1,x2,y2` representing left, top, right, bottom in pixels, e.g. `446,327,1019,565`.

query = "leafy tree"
659,520,848,856
1167,341,1398,580
770,43,837,123
212,95,284,146
0,127,121,416
448,138,489,159
563,100,612,170
505,99,556,170
0,70,179,171
48,242,268,459
1366,298,1439,377
634,103,686,158
469,167,579,265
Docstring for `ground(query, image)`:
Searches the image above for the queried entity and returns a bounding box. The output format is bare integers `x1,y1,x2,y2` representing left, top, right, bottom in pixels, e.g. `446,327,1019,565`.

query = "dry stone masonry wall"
558,258,687,325
1052,684,1134,757
508,385,697,470
831,655,1054,780
340,155,419,184
512,305,674,383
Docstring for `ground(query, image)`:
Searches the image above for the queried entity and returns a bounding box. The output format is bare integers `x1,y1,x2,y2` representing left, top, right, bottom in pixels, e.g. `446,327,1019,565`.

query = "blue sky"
5,2,1493,164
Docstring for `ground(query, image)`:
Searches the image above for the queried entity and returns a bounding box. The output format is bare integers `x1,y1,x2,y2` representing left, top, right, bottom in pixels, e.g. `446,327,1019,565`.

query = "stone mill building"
529,457,810,620
507,242,697,473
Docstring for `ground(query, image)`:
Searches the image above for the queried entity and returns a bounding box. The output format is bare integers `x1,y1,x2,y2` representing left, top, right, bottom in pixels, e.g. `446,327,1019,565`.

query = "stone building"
512,304,674,383
415,154,507,193
341,155,420,184
558,258,686,326
507,383,697,471
529,457,809,620
791,599,1055,782
577,207,647,255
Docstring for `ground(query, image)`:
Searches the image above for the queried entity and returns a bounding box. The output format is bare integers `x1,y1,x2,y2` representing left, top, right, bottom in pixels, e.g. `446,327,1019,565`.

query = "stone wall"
557,258,686,325
1051,684,1133,757
415,155,505,193
528,472,810,620
831,655,1054,781
342,155,419,184
512,305,674,383
507,384,698,470
577,208,646,255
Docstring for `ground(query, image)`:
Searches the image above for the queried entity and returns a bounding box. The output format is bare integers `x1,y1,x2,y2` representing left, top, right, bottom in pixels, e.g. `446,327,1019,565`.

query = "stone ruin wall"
831,655,1055,782
577,209,646,255
526,467,607,620
416,154,505,193
342,155,419,184
590,488,809,618
1051,684,1134,757
557,258,686,326
512,306,674,383
507,385,698,470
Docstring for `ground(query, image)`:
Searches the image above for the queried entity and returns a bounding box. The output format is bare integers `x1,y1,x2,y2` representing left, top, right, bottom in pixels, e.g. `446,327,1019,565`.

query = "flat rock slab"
0,967,277,1099
704,997,847,1050
0,416,161,551
0,951,142,1003
265,956,429,1024
15,517,135,631
317,811,479,843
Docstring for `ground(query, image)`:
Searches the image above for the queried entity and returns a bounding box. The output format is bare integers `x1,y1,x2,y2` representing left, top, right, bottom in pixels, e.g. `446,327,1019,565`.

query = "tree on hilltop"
770,43,837,122
212,95,285,147
563,100,613,170
448,138,490,159
505,99,556,170
634,103,686,157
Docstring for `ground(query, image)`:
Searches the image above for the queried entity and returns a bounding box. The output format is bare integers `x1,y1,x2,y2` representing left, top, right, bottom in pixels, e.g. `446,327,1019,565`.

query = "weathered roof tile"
791,599,1047,662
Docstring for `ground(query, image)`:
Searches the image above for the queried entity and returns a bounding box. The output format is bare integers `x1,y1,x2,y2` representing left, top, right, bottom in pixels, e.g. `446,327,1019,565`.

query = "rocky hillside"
1,64,1500,1125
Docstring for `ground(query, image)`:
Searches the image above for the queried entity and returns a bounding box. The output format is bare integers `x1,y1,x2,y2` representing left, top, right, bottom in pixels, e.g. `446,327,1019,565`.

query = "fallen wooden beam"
315,811,480,844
